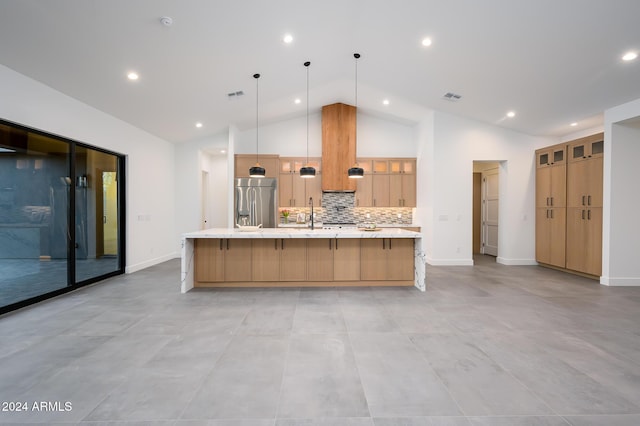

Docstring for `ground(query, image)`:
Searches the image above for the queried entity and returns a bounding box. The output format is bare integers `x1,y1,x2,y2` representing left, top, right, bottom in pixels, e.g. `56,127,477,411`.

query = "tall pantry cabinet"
535,133,604,277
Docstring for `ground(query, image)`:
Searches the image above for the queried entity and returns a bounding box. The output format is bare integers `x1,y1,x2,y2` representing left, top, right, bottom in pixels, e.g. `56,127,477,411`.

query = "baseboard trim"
496,257,538,266
125,252,178,274
426,257,474,266
600,276,640,286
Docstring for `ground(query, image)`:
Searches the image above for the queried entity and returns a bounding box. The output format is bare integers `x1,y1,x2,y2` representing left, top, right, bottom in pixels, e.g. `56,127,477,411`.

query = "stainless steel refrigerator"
234,178,277,228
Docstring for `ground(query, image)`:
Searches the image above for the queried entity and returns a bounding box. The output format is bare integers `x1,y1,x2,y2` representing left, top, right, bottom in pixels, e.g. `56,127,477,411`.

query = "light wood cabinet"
279,173,307,207
195,237,414,287
535,207,566,268
224,239,252,281
306,238,360,281
355,158,416,207
322,103,357,192
566,207,602,276
195,239,224,282
390,173,416,207
535,133,603,278
372,174,390,207
361,238,414,281
235,154,279,178
252,238,307,282
279,157,322,208
196,238,252,283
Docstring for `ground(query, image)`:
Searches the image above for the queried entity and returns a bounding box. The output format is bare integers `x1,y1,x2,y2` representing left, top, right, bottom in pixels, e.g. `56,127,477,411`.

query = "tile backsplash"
279,192,413,225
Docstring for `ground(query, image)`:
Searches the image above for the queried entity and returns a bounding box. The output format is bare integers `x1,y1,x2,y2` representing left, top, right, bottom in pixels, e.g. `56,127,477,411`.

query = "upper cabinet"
355,157,416,207
536,145,566,168
279,157,322,208
322,103,357,192
568,134,604,163
235,154,279,178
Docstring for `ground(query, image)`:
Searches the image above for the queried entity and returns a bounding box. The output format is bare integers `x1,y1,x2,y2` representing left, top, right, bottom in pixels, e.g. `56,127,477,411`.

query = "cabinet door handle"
281,239,284,250
547,197,550,206
389,239,392,250
399,198,402,206
582,210,585,220
227,239,230,250
582,196,585,206
329,239,332,250
546,209,549,218
550,209,553,219
275,239,278,250
220,239,223,250
588,210,591,220
382,239,386,250
335,239,338,250
373,199,377,207
588,195,591,206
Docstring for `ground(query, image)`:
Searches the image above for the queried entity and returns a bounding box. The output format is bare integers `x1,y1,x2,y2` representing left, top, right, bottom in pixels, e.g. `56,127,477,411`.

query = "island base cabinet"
280,239,307,281
333,239,361,281
253,239,307,281
307,239,334,281
195,236,415,287
307,239,361,281
195,239,224,282
361,238,414,281
224,239,252,281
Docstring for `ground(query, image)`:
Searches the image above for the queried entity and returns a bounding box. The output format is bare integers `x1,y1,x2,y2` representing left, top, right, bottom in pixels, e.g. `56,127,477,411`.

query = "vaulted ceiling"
1,0,639,143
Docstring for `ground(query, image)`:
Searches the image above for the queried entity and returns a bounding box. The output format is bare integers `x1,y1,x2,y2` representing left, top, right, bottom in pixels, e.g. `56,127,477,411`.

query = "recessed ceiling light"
127,72,139,81
382,99,390,105
506,111,516,118
220,150,226,154
283,33,293,44
294,98,301,104
421,37,432,47
622,51,638,61
195,122,203,128
570,122,578,127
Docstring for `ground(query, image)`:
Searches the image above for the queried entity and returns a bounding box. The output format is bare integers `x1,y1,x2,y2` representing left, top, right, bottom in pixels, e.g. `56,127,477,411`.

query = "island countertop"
182,227,420,239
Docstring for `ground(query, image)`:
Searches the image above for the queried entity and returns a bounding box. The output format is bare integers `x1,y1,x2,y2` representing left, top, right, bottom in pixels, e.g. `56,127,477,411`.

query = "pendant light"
249,73,266,178
299,61,316,178
348,53,364,179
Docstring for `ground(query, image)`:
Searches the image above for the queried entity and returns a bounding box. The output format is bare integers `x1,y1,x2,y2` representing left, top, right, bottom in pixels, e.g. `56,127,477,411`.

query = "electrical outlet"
397,213,402,219
366,213,370,219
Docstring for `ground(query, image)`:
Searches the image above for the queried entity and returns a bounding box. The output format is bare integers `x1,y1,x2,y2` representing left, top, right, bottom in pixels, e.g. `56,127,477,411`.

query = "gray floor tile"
373,417,471,425
563,414,640,425
467,416,570,425
292,300,347,334
278,334,369,418
277,418,373,426
183,334,289,419
349,332,462,417
409,333,553,415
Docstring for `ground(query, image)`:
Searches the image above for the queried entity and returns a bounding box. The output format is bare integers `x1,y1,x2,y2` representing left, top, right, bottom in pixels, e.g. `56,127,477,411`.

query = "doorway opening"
473,161,501,261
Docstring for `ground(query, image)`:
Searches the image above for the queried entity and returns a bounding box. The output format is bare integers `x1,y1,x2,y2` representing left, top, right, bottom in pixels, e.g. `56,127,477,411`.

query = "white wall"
421,111,553,265
603,97,640,285
0,65,176,273
233,110,416,158
174,131,229,249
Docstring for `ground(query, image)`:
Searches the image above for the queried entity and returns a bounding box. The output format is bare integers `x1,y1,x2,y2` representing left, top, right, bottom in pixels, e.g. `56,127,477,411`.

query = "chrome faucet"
309,197,314,230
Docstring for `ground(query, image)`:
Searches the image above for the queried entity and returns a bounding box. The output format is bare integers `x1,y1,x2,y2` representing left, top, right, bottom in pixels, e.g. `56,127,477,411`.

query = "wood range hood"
321,103,357,192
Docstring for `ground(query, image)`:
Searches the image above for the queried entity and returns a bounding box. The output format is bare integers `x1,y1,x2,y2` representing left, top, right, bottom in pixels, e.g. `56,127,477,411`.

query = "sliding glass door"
0,120,125,314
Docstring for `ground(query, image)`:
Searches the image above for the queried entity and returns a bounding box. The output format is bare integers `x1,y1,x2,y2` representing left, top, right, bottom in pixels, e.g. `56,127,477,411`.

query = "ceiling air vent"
442,92,462,101
227,90,244,99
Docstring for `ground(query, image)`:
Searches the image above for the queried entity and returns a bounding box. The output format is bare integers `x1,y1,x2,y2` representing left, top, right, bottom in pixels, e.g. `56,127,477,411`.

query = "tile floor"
1,256,640,425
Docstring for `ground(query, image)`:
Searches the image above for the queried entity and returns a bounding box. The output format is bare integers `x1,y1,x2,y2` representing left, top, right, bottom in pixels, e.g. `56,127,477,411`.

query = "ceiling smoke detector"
443,92,462,101
227,91,244,99
160,16,173,26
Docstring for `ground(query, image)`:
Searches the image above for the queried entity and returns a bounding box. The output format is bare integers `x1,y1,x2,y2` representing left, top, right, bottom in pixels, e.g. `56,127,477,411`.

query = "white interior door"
482,168,499,256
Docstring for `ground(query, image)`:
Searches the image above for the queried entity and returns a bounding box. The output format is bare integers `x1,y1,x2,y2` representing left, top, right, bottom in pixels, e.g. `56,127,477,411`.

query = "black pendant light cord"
354,53,359,109
305,61,310,164
254,73,260,165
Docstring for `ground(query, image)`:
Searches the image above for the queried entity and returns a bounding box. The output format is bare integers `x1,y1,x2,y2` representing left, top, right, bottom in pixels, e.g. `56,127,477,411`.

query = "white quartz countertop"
183,227,421,239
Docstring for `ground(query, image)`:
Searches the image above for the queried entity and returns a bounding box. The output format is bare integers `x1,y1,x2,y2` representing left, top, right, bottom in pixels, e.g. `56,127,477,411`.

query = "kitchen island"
181,228,425,292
